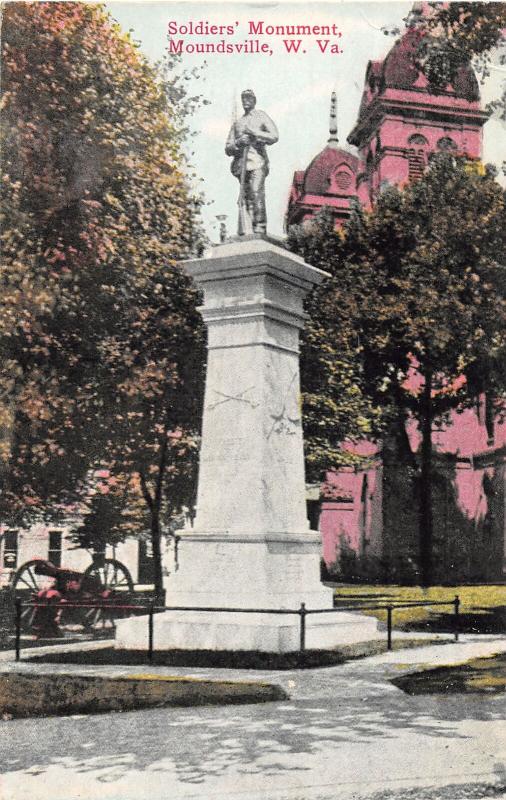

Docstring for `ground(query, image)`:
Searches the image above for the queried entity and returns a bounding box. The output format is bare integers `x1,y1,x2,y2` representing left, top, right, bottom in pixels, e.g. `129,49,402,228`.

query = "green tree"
0,2,206,596
362,157,505,584
287,208,383,482
71,490,128,555
426,3,506,120
297,156,505,586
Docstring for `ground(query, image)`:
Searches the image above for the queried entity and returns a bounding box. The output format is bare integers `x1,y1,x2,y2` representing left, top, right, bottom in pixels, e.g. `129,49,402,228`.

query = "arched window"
408,133,428,147
406,134,428,180
334,170,352,190
437,136,457,151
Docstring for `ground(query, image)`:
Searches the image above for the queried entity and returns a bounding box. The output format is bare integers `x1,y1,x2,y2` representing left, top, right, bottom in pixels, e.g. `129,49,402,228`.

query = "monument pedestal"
116,238,380,652
116,530,382,651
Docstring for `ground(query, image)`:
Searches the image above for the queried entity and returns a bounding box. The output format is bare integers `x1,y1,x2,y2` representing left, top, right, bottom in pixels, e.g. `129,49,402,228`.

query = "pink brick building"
288,5,505,582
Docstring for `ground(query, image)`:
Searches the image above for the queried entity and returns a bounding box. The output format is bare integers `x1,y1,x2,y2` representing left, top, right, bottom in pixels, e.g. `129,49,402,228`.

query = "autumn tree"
1,3,206,595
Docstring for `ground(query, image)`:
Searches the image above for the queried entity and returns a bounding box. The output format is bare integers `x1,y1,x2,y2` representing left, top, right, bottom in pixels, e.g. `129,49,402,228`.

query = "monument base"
115,531,381,653
115,609,382,653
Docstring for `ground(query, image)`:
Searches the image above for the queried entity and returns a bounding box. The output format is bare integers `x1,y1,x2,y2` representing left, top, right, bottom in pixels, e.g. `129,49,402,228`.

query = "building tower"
347,3,488,207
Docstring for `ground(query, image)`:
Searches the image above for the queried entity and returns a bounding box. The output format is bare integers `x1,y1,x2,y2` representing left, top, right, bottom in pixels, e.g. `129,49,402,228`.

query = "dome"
303,89,358,196
303,145,359,196
380,27,479,100
286,92,360,230
349,10,482,150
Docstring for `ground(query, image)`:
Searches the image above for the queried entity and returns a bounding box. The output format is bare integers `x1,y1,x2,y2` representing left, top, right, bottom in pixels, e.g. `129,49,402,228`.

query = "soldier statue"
225,89,279,235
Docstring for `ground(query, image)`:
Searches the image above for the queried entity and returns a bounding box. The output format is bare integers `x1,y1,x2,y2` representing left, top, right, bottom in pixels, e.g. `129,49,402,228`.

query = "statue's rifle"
238,141,249,235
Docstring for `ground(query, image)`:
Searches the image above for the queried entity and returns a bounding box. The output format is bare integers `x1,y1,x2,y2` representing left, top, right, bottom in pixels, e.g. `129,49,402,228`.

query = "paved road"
1,636,505,800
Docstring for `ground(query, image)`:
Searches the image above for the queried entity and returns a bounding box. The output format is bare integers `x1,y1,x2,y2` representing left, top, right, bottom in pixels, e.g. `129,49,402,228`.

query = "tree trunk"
139,469,165,602
419,369,433,587
150,511,164,601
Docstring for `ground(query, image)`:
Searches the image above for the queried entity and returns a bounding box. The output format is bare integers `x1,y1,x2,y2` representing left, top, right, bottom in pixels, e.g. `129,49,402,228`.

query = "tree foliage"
289,155,506,584
425,3,506,121
354,156,505,583
288,208,383,482
1,2,206,593
381,4,506,154
356,157,505,415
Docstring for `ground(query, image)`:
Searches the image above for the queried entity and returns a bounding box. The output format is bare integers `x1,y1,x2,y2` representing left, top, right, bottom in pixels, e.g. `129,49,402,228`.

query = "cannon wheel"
10,559,57,632
80,559,134,629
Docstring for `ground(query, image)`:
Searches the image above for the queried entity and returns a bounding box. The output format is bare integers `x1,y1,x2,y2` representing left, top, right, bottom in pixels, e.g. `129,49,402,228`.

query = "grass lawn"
0,672,287,719
332,584,506,633
392,652,506,695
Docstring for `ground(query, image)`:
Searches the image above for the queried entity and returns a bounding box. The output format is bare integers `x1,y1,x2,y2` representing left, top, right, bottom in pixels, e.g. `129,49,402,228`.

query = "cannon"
11,556,134,635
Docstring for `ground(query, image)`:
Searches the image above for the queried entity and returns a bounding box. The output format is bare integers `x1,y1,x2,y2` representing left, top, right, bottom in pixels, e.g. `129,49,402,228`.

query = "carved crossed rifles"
207,376,301,438
207,385,259,410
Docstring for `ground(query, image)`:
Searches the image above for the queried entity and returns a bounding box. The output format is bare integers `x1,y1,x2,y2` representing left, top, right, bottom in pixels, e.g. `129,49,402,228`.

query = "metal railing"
12,595,461,662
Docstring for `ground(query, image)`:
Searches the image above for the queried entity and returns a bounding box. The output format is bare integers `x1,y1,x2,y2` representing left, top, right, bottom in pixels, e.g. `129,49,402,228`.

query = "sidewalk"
1,635,505,800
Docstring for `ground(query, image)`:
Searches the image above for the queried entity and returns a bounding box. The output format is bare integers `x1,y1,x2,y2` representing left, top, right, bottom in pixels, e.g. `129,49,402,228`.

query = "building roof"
286,92,360,228
303,145,359,196
349,19,481,148
381,27,479,100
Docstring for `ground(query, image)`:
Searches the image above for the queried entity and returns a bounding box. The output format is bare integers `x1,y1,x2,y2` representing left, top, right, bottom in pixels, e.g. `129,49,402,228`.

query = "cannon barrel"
32,559,103,593
13,556,134,599
33,559,85,582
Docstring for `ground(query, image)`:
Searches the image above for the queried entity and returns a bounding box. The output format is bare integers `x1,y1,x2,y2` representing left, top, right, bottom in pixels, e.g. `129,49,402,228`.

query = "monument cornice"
183,238,329,293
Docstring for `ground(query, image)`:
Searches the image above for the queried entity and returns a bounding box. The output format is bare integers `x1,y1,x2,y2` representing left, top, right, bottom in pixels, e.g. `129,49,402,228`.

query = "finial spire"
328,91,339,147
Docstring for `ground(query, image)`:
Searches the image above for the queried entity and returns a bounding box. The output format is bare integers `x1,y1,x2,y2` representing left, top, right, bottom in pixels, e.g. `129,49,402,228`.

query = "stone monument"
116,237,380,652
116,95,379,652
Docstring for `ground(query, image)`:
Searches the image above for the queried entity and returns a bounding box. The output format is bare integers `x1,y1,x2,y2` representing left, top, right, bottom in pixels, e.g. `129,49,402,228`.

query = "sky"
105,1,506,241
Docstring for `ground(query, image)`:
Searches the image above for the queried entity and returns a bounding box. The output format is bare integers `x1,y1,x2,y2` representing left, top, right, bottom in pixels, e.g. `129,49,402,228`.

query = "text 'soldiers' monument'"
116,92,379,652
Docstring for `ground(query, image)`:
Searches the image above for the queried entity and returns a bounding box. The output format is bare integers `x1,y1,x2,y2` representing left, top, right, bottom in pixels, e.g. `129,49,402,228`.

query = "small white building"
0,522,154,589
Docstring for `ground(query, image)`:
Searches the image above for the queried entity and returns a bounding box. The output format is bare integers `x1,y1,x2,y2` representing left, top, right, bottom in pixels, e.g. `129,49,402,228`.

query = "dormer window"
329,164,354,193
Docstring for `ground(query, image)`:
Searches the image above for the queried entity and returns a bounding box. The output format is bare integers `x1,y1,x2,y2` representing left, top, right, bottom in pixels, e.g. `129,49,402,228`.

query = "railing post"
148,602,154,663
454,595,460,642
299,602,306,653
387,605,393,651
15,598,22,662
